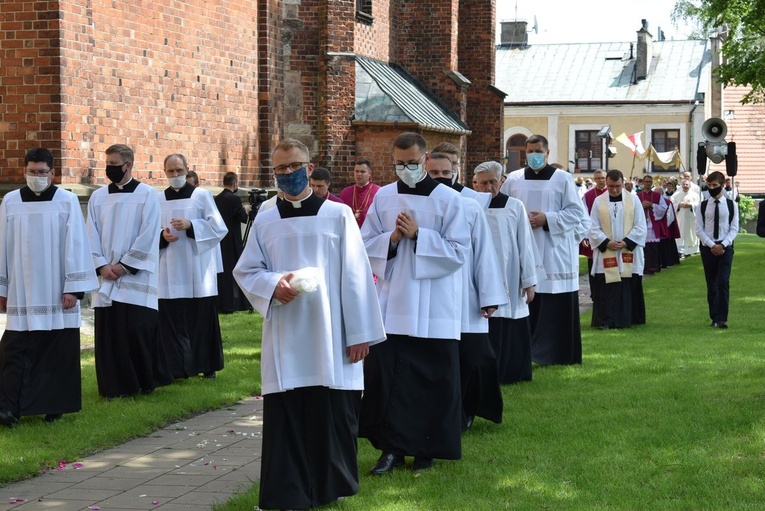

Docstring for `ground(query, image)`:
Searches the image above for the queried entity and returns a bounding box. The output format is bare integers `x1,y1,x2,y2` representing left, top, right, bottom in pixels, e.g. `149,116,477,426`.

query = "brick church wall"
1,0,263,187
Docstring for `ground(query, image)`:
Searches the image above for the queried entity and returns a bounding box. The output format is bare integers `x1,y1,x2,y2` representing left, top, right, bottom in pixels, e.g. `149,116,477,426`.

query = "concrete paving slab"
69,476,146,492
171,490,230,507
45,488,121,501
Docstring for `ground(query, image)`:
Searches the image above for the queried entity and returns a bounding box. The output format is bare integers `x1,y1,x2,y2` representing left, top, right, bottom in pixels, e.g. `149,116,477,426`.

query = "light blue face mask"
527,152,546,170
276,167,309,197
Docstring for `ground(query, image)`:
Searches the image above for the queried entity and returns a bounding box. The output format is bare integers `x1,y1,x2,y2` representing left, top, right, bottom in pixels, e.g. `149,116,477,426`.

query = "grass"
217,233,765,511
0,312,263,484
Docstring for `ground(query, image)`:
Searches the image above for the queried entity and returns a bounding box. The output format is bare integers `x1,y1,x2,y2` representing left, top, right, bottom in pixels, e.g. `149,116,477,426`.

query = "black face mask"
106,164,127,184
434,177,453,188
708,186,724,198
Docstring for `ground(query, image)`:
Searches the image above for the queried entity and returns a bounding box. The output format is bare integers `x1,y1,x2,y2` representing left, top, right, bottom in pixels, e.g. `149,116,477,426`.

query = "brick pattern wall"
355,125,462,187
354,0,390,61
459,0,503,182
257,0,283,186
393,0,463,116
0,1,63,184
721,86,765,194
56,0,261,186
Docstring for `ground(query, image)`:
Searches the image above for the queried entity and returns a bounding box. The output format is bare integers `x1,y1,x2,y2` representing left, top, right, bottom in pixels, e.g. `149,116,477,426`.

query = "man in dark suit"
214,172,251,313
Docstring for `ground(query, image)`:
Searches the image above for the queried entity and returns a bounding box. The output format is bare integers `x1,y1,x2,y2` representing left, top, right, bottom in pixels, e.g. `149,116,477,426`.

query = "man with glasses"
234,139,385,511
359,132,470,474
157,154,228,380
86,144,170,398
0,148,98,427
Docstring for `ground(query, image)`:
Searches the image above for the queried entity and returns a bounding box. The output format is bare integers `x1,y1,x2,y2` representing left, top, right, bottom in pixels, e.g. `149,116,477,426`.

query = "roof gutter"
352,120,472,136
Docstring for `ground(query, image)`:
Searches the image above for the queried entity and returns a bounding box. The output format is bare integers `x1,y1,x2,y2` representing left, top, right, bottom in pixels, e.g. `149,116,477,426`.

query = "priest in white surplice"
233,139,385,511
672,179,700,257
87,144,171,399
426,153,507,431
0,148,99,427
158,154,228,380
499,134,589,365
360,133,470,475
474,161,543,384
588,170,647,329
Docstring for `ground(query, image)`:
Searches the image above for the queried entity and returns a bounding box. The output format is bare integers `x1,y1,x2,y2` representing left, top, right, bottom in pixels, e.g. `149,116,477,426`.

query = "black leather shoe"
411,457,434,471
462,415,475,432
710,321,718,328
44,414,62,423
203,372,217,379
718,322,728,329
598,325,611,330
370,453,404,475
0,409,19,428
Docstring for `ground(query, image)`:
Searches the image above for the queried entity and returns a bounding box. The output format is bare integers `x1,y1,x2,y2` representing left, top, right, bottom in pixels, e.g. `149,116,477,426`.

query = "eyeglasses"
25,169,52,177
273,162,309,175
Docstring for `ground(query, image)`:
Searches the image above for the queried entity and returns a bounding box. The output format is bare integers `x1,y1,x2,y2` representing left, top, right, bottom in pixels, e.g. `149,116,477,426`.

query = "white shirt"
695,194,739,248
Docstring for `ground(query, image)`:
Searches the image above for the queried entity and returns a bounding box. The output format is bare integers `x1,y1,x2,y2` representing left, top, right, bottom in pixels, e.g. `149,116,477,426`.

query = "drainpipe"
689,99,699,181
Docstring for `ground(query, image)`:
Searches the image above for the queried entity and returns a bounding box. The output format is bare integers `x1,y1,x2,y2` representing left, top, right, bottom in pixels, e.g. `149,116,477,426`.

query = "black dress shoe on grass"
710,321,718,328
718,322,728,329
44,414,62,423
370,453,405,475
203,372,217,379
0,409,19,428
411,457,434,471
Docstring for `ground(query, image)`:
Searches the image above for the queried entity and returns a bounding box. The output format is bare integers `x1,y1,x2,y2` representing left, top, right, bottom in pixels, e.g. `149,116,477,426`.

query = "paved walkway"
0,398,263,511
0,273,593,510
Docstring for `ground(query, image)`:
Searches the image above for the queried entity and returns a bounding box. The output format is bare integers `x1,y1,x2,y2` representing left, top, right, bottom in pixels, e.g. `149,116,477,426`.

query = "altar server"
234,139,385,511
158,154,228,379
87,144,169,398
360,132,470,474
499,134,589,365
0,148,99,427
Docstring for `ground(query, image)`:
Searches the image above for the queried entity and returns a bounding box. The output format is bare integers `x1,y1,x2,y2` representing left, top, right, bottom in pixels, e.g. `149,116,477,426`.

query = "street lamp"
597,125,615,171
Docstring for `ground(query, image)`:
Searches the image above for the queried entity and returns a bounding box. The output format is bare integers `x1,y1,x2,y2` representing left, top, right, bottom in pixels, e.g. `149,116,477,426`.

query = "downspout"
689,99,699,180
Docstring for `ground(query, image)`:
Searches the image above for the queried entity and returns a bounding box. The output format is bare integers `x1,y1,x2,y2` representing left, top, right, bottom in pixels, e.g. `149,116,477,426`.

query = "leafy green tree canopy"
673,0,765,103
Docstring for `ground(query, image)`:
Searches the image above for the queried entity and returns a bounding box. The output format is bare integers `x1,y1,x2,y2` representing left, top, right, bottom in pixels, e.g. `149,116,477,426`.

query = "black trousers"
700,244,734,323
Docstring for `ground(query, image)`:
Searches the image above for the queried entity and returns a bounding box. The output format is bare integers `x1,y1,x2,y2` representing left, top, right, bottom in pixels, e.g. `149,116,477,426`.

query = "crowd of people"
0,136,745,511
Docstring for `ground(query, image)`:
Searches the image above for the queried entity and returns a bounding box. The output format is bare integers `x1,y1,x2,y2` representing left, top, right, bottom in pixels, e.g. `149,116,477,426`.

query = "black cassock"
214,189,250,313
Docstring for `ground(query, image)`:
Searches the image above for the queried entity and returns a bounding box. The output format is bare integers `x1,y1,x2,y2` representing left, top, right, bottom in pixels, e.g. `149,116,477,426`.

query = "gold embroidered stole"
598,192,635,283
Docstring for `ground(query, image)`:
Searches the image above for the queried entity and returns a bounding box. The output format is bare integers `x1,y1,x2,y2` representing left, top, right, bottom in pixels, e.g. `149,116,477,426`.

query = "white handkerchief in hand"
273,267,322,305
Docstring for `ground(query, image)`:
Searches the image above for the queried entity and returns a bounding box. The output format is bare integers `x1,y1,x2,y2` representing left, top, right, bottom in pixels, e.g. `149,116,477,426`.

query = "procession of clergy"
0,133,737,511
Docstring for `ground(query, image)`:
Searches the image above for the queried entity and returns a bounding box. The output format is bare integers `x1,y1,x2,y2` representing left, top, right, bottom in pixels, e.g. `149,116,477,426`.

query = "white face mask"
26,176,50,193
168,176,187,189
395,164,424,188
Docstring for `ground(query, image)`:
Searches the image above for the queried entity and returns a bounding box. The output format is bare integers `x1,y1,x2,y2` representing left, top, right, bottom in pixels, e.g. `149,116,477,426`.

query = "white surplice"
499,168,590,294
158,187,228,298
486,195,543,319
0,188,99,331
86,181,162,309
233,199,386,395
362,182,470,340
589,192,647,276
671,188,700,255
456,193,507,333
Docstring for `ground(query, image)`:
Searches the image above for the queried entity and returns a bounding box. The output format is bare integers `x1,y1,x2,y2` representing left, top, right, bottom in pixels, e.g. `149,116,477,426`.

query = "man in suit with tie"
694,171,739,329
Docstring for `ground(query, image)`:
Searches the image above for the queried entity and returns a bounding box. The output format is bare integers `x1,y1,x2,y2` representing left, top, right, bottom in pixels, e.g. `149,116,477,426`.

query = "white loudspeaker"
701,117,727,142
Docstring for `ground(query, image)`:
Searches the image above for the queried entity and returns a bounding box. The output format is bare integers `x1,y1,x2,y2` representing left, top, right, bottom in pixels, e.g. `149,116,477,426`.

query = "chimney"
500,20,528,48
635,19,653,81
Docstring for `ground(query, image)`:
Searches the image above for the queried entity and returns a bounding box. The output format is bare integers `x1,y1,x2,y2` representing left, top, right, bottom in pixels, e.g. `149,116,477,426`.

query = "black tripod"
242,188,268,247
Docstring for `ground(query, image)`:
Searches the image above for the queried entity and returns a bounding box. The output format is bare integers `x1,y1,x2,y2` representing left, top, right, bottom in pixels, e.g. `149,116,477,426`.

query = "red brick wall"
459,0,503,182
0,1,63,184
56,0,261,186
354,0,390,61
257,0,283,185
355,125,462,187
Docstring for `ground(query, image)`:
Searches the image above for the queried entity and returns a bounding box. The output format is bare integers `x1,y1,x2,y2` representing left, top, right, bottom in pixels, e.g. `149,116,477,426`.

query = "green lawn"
219,234,765,511
0,312,263,484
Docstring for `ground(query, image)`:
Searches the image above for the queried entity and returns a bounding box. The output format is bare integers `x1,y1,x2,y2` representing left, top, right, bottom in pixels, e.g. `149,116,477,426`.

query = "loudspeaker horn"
701,117,727,142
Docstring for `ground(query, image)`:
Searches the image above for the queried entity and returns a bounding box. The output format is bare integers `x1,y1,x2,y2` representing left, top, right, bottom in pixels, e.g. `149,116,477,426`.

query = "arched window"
506,134,528,171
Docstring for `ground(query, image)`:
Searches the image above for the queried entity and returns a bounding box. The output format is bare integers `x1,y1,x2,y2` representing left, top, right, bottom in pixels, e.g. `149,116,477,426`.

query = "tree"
673,0,765,104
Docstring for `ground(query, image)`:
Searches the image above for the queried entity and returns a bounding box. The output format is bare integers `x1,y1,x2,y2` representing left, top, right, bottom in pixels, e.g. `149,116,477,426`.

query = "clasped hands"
390,211,419,244
0,294,77,312
607,240,627,251
527,210,547,229
100,263,128,281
